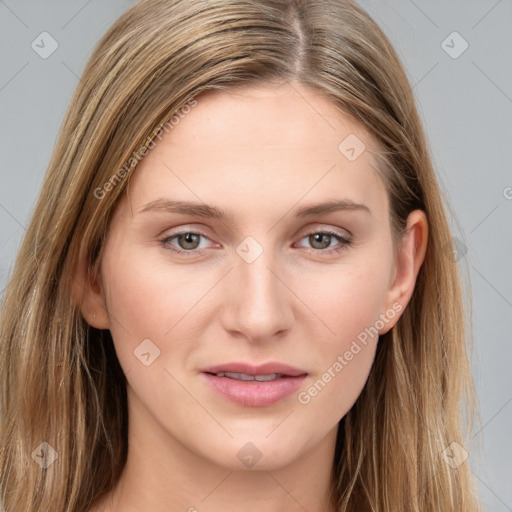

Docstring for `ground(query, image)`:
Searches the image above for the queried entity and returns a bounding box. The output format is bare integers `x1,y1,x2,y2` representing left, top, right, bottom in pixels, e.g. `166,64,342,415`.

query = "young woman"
0,0,483,510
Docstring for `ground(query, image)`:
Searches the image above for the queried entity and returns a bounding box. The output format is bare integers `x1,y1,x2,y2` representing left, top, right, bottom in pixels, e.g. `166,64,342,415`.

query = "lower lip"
201,373,308,407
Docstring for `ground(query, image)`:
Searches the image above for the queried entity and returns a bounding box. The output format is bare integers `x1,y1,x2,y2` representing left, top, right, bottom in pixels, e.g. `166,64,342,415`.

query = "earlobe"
379,209,428,334
71,253,110,330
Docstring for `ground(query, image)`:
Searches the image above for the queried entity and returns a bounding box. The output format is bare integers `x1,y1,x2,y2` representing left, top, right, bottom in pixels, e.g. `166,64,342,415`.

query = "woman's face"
87,82,421,472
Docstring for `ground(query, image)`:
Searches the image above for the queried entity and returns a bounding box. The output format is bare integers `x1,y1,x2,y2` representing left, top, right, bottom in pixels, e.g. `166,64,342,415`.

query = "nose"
220,244,294,343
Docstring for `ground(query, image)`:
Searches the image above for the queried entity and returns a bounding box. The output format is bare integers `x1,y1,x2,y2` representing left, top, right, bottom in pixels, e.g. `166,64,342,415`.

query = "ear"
379,209,428,334
71,252,110,330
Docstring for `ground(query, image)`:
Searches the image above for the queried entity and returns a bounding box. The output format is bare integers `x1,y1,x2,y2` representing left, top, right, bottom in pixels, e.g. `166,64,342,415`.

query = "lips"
200,361,308,378
200,361,308,407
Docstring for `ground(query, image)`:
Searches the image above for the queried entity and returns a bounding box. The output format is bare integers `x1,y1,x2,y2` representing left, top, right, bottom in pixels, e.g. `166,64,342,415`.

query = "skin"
77,82,428,511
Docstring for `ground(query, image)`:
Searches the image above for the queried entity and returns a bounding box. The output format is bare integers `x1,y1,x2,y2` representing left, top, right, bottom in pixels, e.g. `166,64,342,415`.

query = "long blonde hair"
0,0,483,510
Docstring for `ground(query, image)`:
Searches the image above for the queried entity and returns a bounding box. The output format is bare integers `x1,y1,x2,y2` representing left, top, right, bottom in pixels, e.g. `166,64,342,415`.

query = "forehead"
123,83,387,219
166,83,374,153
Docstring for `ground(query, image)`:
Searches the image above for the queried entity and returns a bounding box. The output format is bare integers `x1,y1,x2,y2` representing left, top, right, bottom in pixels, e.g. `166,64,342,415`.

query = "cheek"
297,255,392,344
297,271,381,418
100,245,209,369
294,255,391,414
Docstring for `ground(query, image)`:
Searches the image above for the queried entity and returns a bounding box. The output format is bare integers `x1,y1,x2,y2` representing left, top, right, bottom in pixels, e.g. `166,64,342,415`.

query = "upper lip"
200,362,308,377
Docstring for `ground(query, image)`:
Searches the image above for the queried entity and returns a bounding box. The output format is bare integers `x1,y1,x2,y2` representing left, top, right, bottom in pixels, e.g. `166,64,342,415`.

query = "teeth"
254,374,281,381
215,372,283,381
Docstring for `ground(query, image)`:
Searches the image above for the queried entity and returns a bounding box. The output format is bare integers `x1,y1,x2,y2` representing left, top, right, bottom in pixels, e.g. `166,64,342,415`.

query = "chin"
196,436,307,472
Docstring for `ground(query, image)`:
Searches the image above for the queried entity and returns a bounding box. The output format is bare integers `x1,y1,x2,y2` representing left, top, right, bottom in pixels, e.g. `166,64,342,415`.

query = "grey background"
0,1,511,510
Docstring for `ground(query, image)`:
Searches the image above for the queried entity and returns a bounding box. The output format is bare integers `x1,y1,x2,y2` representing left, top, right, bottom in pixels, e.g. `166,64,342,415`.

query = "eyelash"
159,229,352,257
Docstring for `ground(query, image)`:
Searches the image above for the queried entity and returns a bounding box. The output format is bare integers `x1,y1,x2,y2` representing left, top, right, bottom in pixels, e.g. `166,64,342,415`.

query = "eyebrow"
137,198,371,221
